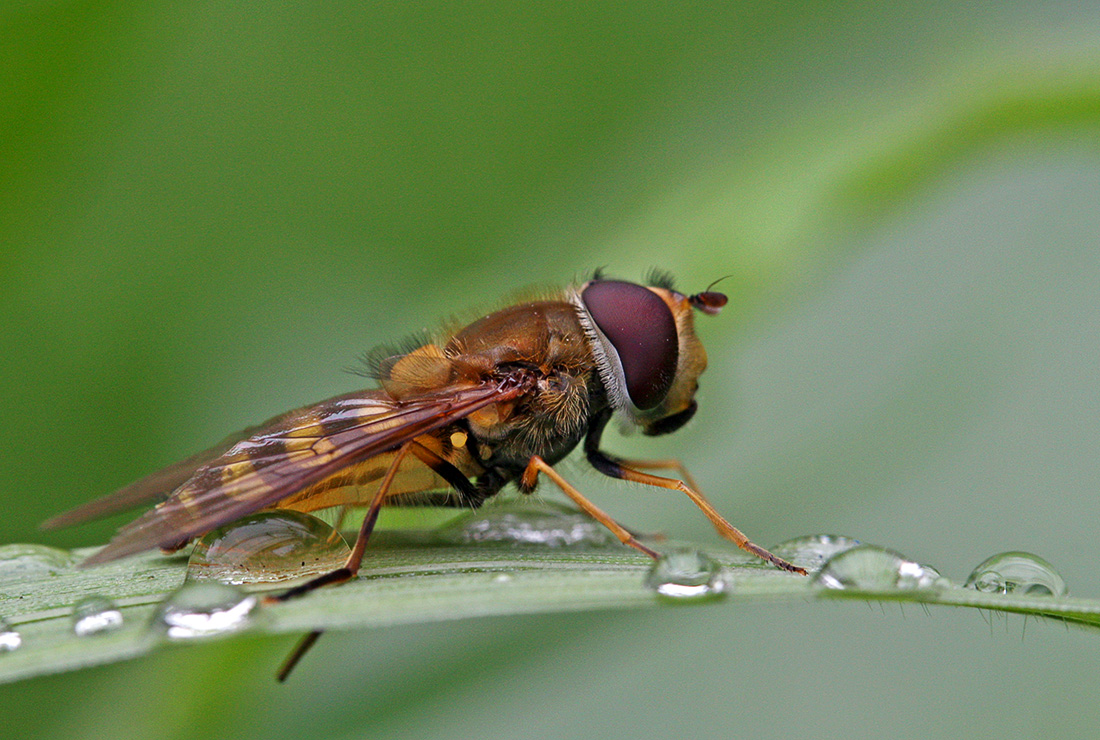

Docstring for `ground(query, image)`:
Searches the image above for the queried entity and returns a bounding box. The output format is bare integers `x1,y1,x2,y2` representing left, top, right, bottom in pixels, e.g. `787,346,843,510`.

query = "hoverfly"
44,270,805,678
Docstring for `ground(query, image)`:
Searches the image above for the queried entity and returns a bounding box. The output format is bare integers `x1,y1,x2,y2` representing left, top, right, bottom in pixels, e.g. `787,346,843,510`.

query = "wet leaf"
2,509,1098,685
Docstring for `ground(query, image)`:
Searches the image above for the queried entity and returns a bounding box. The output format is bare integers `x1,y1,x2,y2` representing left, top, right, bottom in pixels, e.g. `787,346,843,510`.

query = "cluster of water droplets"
0,504,642,653
0,544,84,653
763,534,1069,601
770,533,941,594
144,510,361,642
0,509,1079,656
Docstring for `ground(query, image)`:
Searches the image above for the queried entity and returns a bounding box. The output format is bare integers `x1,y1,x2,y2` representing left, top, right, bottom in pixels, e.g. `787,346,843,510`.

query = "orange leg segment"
610,457,703,494
272,440,438,681
607,463,806,575
521,456,660,560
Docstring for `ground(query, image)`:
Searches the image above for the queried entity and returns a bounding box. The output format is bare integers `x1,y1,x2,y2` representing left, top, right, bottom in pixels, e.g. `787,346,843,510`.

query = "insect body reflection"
45,271,805,678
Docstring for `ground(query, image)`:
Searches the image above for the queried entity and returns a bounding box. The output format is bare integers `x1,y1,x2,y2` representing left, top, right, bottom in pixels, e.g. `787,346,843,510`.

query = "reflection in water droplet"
813,545,942,593
153,582,257,640
0,618,21,652
72,596,124,637
0,544,76,582
770,534,862,572
645,548,727,600
964,551,1067,597
187,511,350,585
437,503,616,549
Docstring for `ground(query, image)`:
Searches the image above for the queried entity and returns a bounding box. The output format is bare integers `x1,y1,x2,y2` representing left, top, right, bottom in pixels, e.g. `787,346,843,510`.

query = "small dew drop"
0,544,76,582
770,534,862,572
187,511,350,585
153,582,257,640
437,502,616,549
964,551,1067,597
645,548,727,601
72,596,124,637
0,619,21,652
813,545,942,593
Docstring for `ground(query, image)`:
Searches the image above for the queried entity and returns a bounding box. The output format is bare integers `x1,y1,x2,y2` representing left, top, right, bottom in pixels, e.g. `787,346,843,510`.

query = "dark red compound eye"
581,280,679,410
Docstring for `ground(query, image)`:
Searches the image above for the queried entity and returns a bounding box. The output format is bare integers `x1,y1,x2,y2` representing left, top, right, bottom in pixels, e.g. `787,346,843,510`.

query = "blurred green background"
4,2,1100,738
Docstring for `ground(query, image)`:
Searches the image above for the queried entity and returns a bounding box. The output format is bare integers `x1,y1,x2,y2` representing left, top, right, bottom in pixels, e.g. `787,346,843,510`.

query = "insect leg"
276,631,323,683
519,455,660,560
272,441,481,681
273,441,419,604
600,457,702,495
405,441,487,504
585,448,806,575
270,442,415,681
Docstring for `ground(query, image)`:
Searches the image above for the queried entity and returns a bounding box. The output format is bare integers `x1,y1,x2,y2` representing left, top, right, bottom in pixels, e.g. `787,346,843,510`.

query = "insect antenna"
688,275,731,315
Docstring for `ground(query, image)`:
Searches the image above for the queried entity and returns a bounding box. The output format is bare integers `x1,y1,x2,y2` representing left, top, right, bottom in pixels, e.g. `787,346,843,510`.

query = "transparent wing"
41,432,252,531
80,375,532,566
40,393,399,531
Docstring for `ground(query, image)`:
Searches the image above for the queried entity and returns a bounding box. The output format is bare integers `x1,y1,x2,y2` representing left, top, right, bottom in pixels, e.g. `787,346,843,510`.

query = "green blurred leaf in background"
3,2,1100,739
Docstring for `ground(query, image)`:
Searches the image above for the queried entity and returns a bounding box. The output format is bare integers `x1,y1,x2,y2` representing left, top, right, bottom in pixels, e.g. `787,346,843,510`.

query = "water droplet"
0,619,21,652
153,582,257,640
0,544,76,582
645,548,727,600
770,534,862,572
71,596,124,637
437,502,616,549
917,563,944,583
813,545,942,593
964,551,1067,597
187,510,350,585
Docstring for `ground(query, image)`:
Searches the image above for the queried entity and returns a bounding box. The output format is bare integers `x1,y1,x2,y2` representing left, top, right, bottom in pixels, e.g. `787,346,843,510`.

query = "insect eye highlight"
581,280,679,410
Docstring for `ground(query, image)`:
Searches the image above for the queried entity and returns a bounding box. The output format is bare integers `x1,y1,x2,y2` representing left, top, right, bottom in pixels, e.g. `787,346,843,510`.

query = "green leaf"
0,503,1094,685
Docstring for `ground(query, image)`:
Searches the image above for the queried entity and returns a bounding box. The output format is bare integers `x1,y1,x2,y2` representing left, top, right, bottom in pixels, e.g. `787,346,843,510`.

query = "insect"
44,270,805,677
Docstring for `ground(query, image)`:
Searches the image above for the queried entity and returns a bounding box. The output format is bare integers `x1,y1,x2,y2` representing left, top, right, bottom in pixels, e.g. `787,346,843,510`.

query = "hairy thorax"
445,299,600,471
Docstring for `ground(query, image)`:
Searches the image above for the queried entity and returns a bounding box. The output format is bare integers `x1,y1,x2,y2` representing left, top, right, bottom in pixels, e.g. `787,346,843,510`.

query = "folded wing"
79,375,531,566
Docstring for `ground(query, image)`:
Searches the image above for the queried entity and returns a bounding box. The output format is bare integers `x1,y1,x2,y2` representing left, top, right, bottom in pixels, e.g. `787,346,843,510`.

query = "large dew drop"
963,551,1067,597
0,618,21,652
153,582,257,640
187,510,350,585
72,596,124,637
644,548,727,600
437,501,617,549
813,545,942,593
0,544,76,583
770,534,862,572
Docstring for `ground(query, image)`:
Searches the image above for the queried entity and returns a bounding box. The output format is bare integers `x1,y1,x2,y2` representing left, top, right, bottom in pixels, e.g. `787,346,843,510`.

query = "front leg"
519,456,660,560
583,412,806,575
